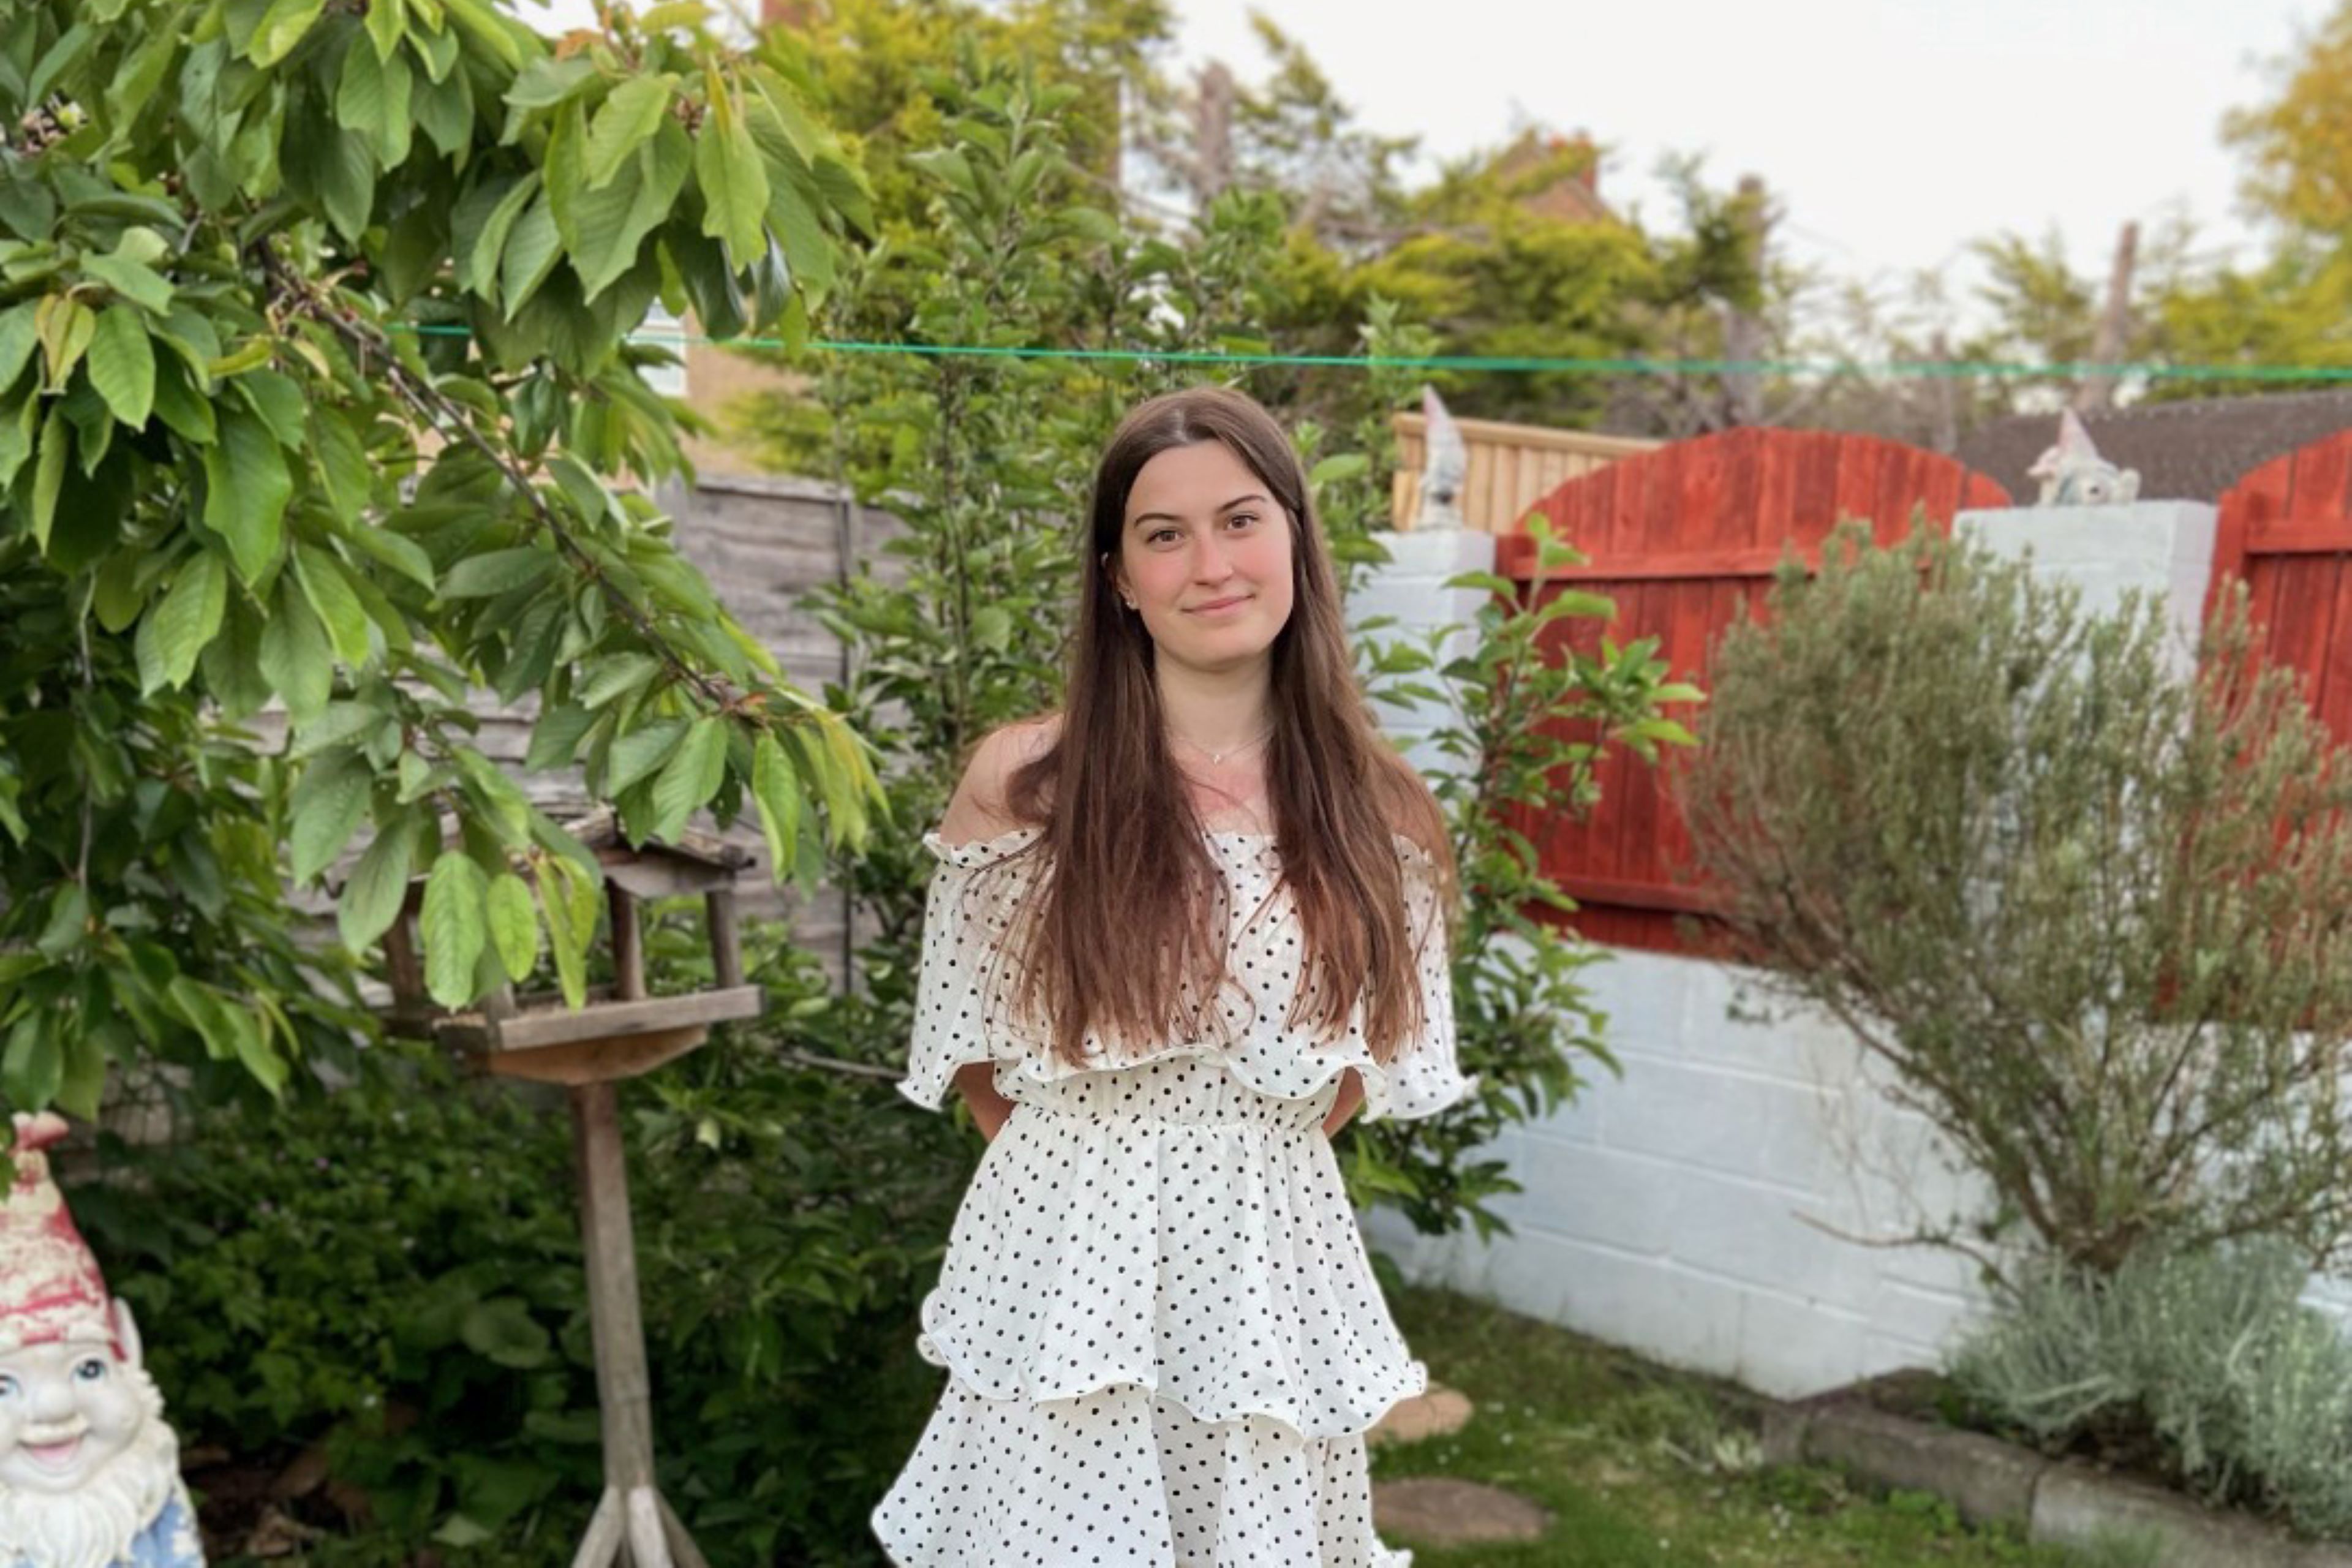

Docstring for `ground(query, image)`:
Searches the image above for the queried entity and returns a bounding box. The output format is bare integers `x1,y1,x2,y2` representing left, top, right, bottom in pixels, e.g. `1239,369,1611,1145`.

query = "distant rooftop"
1957,390,2352,503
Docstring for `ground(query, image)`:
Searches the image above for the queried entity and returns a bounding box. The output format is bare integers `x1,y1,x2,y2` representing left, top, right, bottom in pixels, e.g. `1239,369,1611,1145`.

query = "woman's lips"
1187,596,1250,615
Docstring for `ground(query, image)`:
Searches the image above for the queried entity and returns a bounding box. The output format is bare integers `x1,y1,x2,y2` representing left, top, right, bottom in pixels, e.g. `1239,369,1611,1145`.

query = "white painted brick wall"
1349,502,2269,1400
1365,949,1989,1398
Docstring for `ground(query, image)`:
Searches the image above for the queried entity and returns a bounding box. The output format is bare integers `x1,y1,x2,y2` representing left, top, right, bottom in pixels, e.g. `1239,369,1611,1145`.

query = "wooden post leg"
657,1492,712,1568
568,1488,624,1568
625,1487,671,1568
571,1081,671,1568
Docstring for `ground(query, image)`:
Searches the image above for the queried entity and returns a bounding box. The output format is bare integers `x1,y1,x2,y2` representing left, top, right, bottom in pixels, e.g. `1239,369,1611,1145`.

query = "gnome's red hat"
0,1114,113,1356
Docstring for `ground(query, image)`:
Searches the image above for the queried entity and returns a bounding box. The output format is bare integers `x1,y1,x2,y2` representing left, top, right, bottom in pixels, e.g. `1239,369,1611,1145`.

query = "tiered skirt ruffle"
873,1062,1422,1566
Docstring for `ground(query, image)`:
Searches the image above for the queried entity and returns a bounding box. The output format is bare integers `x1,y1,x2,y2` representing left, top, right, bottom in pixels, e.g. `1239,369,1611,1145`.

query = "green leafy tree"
0,0,884,1116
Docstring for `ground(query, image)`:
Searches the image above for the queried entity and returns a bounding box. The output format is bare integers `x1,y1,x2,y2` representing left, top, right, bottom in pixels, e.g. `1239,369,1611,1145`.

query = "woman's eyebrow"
1128,493,1272,529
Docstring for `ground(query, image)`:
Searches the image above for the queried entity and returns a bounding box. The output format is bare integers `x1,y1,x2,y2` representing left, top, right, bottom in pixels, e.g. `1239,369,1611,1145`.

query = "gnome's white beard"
0,1383,179,1568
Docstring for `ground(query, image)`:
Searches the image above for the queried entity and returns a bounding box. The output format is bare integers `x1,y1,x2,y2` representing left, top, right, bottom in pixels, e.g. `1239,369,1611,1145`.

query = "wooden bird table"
382,829,763,1568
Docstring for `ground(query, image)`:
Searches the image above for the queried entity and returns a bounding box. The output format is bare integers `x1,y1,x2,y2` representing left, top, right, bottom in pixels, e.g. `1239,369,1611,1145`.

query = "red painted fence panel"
1496,428,2011,954
2209,430,2352,748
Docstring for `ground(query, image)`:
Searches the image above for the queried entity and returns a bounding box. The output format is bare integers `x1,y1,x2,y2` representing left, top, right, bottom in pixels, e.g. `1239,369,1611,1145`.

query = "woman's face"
1111,440,1296,672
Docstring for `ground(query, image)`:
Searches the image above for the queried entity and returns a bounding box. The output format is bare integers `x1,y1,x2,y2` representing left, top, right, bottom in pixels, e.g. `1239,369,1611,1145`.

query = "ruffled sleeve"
1356,837,1477,1123
897,826,1046,1112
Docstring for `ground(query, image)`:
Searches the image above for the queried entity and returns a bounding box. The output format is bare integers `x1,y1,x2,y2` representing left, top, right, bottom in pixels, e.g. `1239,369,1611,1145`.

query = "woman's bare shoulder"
938,713,1062,845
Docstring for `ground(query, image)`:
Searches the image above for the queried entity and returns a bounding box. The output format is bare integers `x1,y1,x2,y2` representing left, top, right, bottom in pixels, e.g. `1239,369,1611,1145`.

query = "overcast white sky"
531,0,2325,312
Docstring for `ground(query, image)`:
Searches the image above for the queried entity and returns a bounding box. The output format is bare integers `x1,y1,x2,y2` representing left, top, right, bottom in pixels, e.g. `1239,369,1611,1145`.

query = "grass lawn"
1377,1286,2133,1568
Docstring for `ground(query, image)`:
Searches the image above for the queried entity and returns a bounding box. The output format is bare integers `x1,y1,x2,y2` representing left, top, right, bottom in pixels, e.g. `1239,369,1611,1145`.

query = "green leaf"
604,715,687,795
456,173,538,303
0,396,33,491
315,126,377,243
28,406,67,552
288,699,388,759
485,872,538,981
696,96,768,266
364,0,405,59
202,411,292,584
311,408,374,522
236,371,306,448
421,851,489,1008
459,1297,551,1368
750,734,801,882
584,75,673,190
650,715,725,842
150,358,213,442
258,580,333,727
248,0,327,64
295,545,374,668
441,546,555,599
84,309,154,430
337,39,412,164
56,1022,108,1123
135,549,227,693
3,1014,61,1113
526,703,595,772
536,852,598,1010
339,825,413,951
504,54,597,111
0,303,40,391
570,119,690,300
35,884,89,962
85,252,177,317
345,522,436,590
36,296,96,391
289,753,370,883
498,187,562,318
580,653,660,709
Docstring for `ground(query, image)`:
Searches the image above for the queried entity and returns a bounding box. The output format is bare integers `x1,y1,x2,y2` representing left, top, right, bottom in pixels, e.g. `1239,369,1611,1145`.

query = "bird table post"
374,816,764,1568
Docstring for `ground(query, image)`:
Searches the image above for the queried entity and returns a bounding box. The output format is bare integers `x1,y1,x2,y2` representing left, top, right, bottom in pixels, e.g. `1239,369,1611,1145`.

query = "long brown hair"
960,385,1459,1069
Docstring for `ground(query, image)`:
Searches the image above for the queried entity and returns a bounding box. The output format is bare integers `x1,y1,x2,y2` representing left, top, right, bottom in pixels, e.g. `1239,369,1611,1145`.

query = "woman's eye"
1227,513,1257,529
1148,529,1178,546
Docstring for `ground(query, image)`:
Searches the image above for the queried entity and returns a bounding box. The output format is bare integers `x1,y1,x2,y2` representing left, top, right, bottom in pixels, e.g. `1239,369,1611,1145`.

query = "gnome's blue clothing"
126,1485,204,1567
3,1480,203,1568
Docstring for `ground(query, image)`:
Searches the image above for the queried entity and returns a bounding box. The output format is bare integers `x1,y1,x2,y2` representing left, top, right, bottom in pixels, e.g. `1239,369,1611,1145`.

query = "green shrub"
1686,522,2352,1275
72,913,970,1567
1952,1238,2352,1538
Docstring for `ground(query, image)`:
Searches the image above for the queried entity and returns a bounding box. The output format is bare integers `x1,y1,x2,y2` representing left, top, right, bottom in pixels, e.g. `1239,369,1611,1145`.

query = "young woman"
872,385,1471,1566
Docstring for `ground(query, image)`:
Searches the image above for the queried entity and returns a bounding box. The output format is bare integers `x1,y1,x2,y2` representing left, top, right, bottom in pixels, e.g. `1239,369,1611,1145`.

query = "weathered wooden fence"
1390,410,1657,533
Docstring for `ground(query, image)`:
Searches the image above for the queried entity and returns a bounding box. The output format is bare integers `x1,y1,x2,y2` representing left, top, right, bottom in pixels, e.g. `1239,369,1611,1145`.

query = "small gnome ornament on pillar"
0,1115,200,1568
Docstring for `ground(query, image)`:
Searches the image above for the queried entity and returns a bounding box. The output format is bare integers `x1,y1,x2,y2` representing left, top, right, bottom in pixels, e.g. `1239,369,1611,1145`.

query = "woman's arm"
1321,1068,1364,1138
953,1060,1017,1141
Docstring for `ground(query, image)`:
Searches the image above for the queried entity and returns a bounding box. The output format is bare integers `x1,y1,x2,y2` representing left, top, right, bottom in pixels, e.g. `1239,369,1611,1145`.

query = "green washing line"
389,322,2352,383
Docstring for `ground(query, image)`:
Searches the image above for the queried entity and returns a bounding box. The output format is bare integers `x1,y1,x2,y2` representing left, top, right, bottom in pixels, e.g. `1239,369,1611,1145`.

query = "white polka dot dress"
872,827,1475,1567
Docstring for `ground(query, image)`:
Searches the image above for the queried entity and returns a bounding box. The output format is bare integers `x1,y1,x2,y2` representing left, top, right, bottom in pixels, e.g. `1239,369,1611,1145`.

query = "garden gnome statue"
1414,385,1468,531
2029,408,2141,505
0,1114,200,1568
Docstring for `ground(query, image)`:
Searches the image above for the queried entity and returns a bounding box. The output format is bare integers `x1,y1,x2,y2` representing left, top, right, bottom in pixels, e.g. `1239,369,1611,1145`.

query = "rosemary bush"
1685,522,2352,1275
1953,1240,2352,1539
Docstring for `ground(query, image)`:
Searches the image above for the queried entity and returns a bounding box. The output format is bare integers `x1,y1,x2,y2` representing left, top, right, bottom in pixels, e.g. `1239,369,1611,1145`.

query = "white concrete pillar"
1346,529,1496,784
1956,502,2220,680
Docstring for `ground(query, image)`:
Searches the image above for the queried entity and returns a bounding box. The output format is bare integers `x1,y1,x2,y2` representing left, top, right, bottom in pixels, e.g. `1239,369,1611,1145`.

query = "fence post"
1955,501,2219,680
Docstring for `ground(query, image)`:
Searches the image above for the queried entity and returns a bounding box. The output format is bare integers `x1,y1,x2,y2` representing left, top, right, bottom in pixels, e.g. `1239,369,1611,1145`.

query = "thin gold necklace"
1167,723,1275,766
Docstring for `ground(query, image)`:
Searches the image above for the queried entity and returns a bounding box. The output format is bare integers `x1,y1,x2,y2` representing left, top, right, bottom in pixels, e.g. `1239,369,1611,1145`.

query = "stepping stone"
1372,1477,1551,1544
1368,1382,1474,1446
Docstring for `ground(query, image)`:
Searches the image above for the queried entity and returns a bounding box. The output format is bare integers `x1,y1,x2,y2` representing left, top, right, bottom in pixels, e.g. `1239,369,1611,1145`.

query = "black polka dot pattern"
872,828,1468,1566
